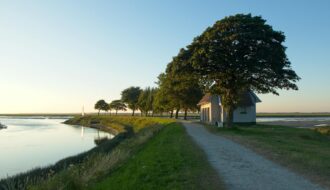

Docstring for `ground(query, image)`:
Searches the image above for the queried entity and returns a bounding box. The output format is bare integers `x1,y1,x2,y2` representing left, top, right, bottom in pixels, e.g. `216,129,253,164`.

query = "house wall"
199,93,259,125
200,99,221,125
221,105,256,123
210,98,221,124
200,103,211,123
233,105,256,123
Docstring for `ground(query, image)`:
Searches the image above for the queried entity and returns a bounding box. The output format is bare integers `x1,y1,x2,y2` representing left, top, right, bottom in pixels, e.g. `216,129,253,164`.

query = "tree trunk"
225,105,234,128
132,109,135,116
175,109,179,119
184,108,188,120
98,110,100,116
170,110,173,118
145,111,148,117
116,109,118,115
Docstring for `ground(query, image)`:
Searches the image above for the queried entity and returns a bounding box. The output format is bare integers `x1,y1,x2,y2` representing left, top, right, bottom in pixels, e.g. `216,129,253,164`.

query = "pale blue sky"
0,0,329,113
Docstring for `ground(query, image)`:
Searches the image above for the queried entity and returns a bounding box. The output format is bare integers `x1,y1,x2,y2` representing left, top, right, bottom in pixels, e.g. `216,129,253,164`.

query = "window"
240,107,247,114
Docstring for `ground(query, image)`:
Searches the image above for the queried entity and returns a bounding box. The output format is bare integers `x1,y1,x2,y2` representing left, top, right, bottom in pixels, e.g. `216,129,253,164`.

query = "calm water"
257,116,330,122
0,116,113,179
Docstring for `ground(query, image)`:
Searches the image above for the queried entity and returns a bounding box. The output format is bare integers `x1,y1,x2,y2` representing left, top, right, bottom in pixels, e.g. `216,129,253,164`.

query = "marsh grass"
314,126,330,135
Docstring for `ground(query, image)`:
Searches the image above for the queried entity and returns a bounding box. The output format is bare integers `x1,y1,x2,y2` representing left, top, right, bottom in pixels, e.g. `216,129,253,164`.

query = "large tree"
188,14,300,127
94,99,109,115
164,50,203,120
138,87,156,116
155,73,177,118
121,86,142,116
109,100,127,115
153,84,174,117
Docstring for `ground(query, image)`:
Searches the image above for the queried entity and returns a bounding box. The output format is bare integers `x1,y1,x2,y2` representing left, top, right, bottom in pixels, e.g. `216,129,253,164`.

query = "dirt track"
182,121,324,190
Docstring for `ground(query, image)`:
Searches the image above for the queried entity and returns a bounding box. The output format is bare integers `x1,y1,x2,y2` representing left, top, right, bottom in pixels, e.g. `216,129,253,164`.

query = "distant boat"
0,122,7,129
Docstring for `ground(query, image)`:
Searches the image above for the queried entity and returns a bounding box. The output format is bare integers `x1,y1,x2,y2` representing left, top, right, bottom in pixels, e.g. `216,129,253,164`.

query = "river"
0,116,113,179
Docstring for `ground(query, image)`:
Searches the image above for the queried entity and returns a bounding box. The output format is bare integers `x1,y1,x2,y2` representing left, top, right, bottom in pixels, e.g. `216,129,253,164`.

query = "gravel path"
182,121,324,190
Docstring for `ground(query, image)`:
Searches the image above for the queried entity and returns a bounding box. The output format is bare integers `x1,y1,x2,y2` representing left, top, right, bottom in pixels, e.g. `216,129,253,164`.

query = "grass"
205,124,330,188
65,115,173,134
91,123,224,190
314,126,330,135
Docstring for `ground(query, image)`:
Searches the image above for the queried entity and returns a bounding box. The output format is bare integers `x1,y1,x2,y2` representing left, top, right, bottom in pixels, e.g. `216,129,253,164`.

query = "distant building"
198,91,261,126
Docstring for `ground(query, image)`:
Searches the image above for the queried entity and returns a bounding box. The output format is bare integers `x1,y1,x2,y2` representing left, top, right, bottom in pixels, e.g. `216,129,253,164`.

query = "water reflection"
0,116,113,179
80,125,114,145
94,136,109,145
81,126,84,138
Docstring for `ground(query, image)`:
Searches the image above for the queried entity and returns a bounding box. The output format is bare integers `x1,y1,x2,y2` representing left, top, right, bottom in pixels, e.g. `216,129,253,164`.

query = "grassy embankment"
2,115,224,190
91,122,224,190
205,124,330,188
1,116,168,189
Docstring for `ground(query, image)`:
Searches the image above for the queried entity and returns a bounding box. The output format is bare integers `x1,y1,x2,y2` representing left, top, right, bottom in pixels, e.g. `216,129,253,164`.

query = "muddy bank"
259,120,330,128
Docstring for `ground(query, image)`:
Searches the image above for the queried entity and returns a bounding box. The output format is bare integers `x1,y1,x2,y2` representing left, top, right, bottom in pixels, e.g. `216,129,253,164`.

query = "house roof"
197,93,212,106
198,91,261,107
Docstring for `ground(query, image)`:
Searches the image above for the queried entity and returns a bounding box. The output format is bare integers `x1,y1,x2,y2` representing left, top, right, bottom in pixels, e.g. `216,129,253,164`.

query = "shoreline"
0,116,172,189
0,117,129,187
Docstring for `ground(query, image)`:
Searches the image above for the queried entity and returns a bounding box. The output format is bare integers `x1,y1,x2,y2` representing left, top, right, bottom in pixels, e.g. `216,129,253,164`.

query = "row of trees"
120,73,203,119
95,81,201,120
95,14,300,127
94,99,127,115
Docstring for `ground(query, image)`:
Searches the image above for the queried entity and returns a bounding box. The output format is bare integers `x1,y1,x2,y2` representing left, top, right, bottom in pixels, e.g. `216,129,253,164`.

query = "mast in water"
82,105,85,116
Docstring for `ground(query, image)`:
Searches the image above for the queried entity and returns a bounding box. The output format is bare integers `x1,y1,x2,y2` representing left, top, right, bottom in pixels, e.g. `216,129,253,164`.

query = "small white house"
198,91,261,126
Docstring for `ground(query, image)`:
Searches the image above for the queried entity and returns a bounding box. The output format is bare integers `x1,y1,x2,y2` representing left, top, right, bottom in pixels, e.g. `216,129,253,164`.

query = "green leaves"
110,100,127,114
121,87,142,115
189,14,300,96
95,100,110,115
138,87,157,116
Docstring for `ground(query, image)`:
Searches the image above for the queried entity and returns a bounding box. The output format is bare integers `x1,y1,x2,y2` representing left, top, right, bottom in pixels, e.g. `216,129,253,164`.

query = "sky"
0,0,329,113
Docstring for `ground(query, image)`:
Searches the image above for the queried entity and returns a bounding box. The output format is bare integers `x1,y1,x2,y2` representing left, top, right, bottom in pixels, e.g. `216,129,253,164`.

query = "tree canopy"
158,50,203,119
186,14,300,127
121,86,142,116
109,100,127,115
138,87,156,116
94,100,109,115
